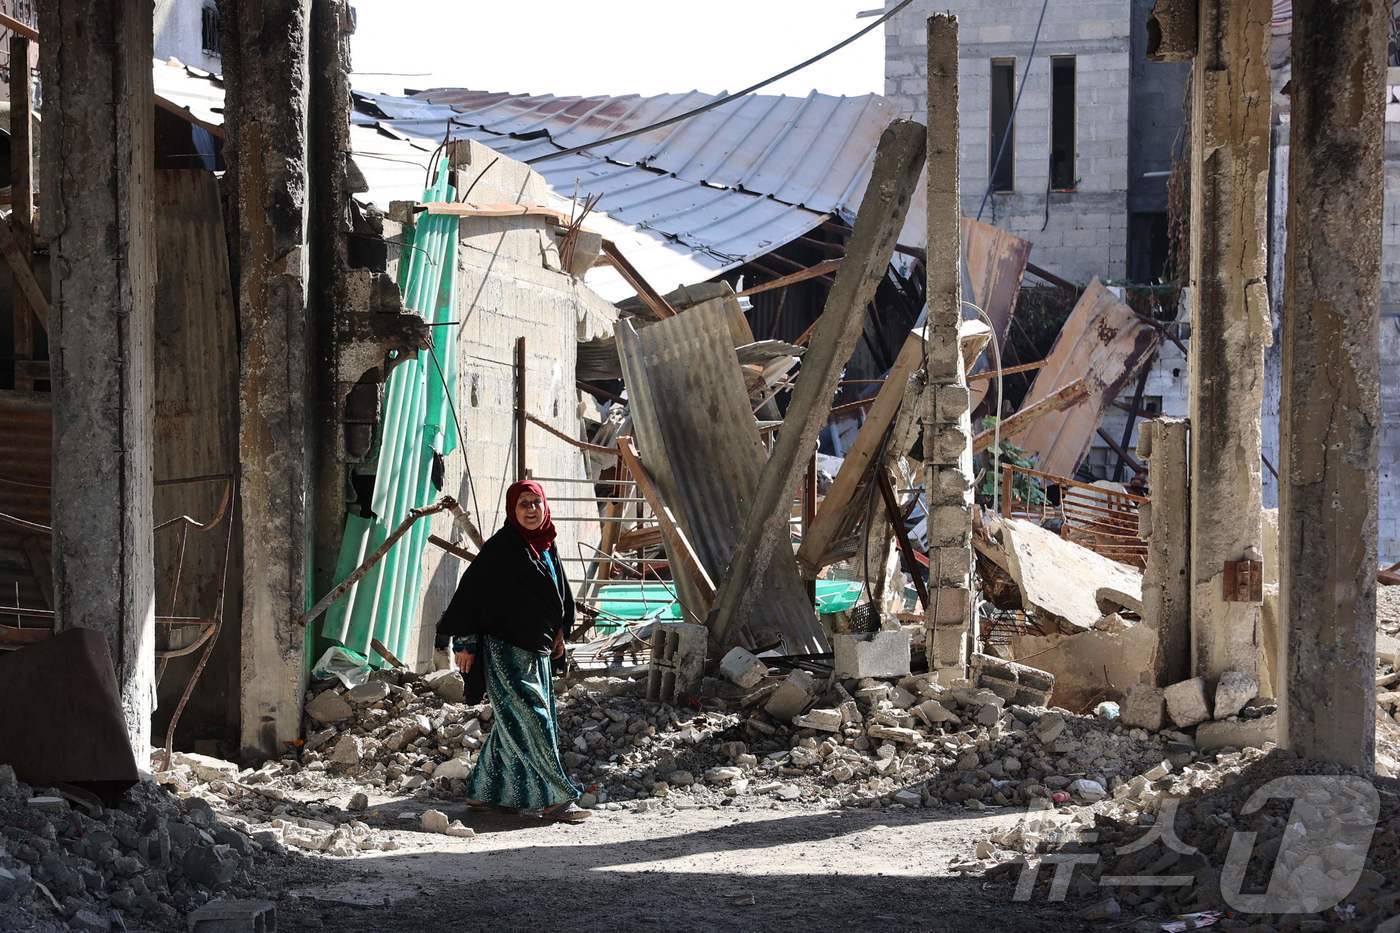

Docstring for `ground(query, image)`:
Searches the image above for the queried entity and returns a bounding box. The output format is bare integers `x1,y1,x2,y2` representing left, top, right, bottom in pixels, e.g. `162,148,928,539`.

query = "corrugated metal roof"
151,62,925,303
355,88,927,297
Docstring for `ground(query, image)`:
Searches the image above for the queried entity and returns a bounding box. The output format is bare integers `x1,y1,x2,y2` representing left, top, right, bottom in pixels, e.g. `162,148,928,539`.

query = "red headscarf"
505,480,557,559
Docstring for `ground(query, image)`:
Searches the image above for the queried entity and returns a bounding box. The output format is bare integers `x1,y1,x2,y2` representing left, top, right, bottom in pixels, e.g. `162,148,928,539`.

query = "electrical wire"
976,0,1051,222
524,0,917,167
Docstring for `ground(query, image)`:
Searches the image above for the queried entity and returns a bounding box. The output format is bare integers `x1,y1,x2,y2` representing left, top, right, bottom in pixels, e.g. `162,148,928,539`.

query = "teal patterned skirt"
465,635,580,810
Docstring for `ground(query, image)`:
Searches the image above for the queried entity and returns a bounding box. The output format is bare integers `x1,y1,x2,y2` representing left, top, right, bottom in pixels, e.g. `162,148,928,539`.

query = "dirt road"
264,801,1095,932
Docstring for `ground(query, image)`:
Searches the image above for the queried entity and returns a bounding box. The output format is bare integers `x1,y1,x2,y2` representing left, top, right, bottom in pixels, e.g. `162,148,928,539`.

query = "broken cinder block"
1195,711,1279,751
1164,677,1211,728
1121,683,1167,731
718,646,768,689
969,653,1054,707
188,898,277,933
1212,670,1258,720
765,670,819,721
833,630,911,680
646,622,708,704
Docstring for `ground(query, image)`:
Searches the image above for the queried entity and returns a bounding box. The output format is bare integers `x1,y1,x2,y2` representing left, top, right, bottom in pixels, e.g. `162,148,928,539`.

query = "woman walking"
435,481,589,823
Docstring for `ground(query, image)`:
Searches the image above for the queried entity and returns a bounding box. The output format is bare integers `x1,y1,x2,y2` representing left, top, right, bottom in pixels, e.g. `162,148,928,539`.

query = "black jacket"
434,526,574,656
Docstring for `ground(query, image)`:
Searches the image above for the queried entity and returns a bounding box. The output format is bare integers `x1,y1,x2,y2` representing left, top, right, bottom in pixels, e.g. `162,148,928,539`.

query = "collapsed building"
0,0,1395,929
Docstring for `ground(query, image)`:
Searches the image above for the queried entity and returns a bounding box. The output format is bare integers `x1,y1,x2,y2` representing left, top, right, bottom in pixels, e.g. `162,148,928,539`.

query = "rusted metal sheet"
961,217,1031,345
615,300,826,654
1013,279,1163,477
152,170,240,650
0,628,139,801
962,218,1031,412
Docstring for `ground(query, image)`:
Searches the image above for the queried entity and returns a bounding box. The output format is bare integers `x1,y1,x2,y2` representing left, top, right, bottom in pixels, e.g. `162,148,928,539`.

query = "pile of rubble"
261,643,1218,821
972,746,1400,930
0,763,272,932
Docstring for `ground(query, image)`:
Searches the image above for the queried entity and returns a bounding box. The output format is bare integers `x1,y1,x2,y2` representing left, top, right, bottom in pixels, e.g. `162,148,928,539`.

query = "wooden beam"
709,121,926,646
370,637,407,669
878,471,928,609
615,436,716,602
8,35,36,388
967,359,1046,383
797,329,923,576
736,258,842,298
0,215,47,330
1096,426,1146,476
427,534,476,561
0,13,38,41
600,240,677,319
421,200,572,223
972,378,1088,453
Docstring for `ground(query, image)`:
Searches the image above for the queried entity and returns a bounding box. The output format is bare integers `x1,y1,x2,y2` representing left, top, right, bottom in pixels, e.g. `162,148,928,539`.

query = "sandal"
542,801,591,823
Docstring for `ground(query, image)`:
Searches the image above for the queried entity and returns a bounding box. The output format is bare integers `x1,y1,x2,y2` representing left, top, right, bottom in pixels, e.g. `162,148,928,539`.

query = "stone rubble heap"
0,762,272,933
972,746,1400,931
282,657,1211,818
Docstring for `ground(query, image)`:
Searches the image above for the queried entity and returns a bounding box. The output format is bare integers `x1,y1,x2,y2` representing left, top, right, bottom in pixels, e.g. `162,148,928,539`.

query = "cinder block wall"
885,0,1132,282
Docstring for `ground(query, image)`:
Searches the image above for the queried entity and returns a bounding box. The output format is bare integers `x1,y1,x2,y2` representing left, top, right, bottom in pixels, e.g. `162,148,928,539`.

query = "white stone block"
764,670,818,721
833,630,912,680
1213,670,1258,720
1121,684,1167,731
719,646,767,689
1164,677,1211,728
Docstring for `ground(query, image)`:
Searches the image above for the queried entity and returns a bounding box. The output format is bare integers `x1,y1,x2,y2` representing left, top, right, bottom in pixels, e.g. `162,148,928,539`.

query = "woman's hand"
455,650,473,674
552,630,566,660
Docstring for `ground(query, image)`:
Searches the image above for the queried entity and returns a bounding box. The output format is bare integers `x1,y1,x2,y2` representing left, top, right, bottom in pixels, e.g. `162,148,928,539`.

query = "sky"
349,1,887,100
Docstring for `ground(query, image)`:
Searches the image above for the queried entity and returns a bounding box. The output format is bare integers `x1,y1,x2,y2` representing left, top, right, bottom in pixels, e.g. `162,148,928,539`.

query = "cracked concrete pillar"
1185,0,1271,686
223,0,315,757
1279,0,1387,773
39,0,156,755
924,14,974,679
1138,417,1190,686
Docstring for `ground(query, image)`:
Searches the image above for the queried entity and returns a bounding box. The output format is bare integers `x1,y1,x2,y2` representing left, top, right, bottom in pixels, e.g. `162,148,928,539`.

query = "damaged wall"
409,141,612,669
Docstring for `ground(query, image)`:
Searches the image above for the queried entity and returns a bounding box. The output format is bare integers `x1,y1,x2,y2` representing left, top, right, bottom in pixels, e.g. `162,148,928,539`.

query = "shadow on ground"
260,804,1095,933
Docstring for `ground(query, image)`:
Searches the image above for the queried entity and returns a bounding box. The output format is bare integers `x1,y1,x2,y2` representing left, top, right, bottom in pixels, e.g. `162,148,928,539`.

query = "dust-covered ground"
263,801,1092,933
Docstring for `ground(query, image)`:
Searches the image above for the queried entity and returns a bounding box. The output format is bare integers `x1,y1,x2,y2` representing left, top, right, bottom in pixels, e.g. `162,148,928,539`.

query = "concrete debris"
1120,683,1167,731
187,898,277,933
1163,677,1211,728
0,768,273,932
832,631,912,680
1211,670,1257,721
977,746,1400,931
719,647,768,689
764,670,820,722
969,653,1054,707
998,517,1143,633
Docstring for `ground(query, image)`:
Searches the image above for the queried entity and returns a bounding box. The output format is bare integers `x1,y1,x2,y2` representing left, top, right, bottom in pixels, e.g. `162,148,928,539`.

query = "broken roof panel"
353,88,929,296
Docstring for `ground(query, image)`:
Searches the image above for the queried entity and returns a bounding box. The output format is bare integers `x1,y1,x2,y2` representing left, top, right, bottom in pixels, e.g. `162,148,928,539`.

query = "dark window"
1050,57,1076,190
989,59,1015,192
201,5,220,56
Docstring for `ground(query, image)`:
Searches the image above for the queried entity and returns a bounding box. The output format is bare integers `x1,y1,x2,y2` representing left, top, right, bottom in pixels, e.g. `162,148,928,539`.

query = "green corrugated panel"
317,160,459,667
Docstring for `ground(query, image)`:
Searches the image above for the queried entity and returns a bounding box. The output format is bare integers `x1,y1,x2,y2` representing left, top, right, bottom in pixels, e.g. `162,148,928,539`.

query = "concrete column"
1279,0,1387,772
223,0,315,757
1138,417,1190,685
924,14,974,679
1185,0,1271,685
39,0,156,754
